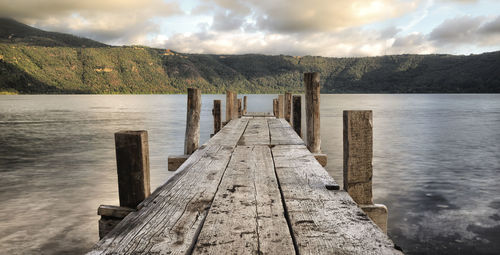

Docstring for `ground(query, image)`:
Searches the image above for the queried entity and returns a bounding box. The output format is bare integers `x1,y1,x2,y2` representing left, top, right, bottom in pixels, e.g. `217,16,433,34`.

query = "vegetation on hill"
0,18,499,94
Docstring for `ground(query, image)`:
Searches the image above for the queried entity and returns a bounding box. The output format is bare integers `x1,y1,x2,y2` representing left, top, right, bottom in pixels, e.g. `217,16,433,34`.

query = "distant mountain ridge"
0,18,106,47
1,18,499,94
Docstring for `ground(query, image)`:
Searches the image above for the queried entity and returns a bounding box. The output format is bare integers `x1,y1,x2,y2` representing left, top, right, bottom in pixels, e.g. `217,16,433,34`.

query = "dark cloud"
0,0,181,45
430,15,500,46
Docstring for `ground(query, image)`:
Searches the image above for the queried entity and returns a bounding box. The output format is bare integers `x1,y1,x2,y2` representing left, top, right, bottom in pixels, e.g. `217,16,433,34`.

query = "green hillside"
1,18,499,94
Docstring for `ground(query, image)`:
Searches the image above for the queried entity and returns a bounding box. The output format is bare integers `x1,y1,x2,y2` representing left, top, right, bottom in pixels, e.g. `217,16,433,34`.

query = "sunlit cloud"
1,0,499,56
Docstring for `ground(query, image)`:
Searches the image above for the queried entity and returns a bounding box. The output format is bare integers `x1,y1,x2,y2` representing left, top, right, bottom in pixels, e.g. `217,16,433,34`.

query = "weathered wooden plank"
238,118,270,146
268,118,304,145
244,112,273,117
206,118,249,147
194,146,294,255
272,145,401,255
89,144,234,255
90,118,250,254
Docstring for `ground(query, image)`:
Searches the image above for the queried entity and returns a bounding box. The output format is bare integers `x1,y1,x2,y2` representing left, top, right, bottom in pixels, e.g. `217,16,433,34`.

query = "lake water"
0,94,499,255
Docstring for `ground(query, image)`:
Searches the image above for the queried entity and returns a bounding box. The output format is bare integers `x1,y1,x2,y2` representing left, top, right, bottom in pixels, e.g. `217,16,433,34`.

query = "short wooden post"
305,72,320,153
212,99,221,135
238,98,242,118
284,92,292,124
226,90,234,122
99,130,151,239
278,94,284,118
243,96,247,115
292,95,302,138
273,98,278,117
115,131,151,208
184,88,201,155
343,110,388,233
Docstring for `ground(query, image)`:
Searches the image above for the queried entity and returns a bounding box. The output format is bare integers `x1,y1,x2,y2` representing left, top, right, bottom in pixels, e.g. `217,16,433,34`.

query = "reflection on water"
0,94,499,254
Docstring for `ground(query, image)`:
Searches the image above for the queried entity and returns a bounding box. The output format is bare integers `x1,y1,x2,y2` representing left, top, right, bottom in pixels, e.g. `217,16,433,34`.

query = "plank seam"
251,146,262,254
187,120,250,255
268,122,300,255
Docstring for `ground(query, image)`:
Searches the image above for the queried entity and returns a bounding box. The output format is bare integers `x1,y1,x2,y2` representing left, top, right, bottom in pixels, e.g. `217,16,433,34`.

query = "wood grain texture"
272,145,401,255
193,146,294,255
243,96,247,115
90,118,249,254
168,155,189,171
278,95,284,118
273,99,278,117
284,92,292,124
232,92,238,120
212,100,221,135
268,118,304,146
185,88,201,155
304,72,321,153
292,95,302,138
114,131,150,209
238,98,242,118
207,118,249,147
238,118,270,146
226,90,234,122
343,110,373,205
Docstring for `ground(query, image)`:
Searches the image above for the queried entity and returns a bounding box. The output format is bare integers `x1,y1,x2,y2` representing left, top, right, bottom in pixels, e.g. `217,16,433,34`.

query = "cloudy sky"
1,0,500,56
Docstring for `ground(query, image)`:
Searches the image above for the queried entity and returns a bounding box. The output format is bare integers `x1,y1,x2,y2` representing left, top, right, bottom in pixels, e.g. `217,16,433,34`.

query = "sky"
1,0,500,57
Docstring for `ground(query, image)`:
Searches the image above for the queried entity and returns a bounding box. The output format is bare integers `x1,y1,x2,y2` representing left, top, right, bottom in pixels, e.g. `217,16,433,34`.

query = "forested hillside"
1,18,499,94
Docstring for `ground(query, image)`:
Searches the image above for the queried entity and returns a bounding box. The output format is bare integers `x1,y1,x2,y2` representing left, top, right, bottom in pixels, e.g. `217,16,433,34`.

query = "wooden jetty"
90,73,402,254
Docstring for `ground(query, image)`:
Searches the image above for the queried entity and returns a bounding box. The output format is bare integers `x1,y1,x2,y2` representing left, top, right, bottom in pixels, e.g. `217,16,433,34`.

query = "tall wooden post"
184,88,201,155
278,94,284,118
343,110,373,204
284,92,292,124
115,131,151,208
292,95,302,138
226,90,234,122
238,98,242,118
273,99,278,117
305,72,320,153
243,96,247,115
343,110,388,233
213,100,221,135
98,130,151,239
232,92,238,120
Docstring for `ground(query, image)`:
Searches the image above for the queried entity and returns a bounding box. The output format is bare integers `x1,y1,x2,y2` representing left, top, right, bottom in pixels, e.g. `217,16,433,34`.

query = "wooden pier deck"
90,113,402,255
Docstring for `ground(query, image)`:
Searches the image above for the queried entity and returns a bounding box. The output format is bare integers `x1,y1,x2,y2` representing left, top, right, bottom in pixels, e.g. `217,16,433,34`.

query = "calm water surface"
0,94,499,254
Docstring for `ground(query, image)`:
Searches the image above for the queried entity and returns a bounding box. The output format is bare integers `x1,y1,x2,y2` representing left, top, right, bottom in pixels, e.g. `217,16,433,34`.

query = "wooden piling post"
273,98,278,117
232,92,238,120
343,110,388,233
278,94,284,118
305,72,320,153
292,95,302,138
184,88,201,155
98,130,151,239
226,90,234,122
284,92,292,124
212,100,221,135
243,96,247,115
115,130,151,208
238,98,242,118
